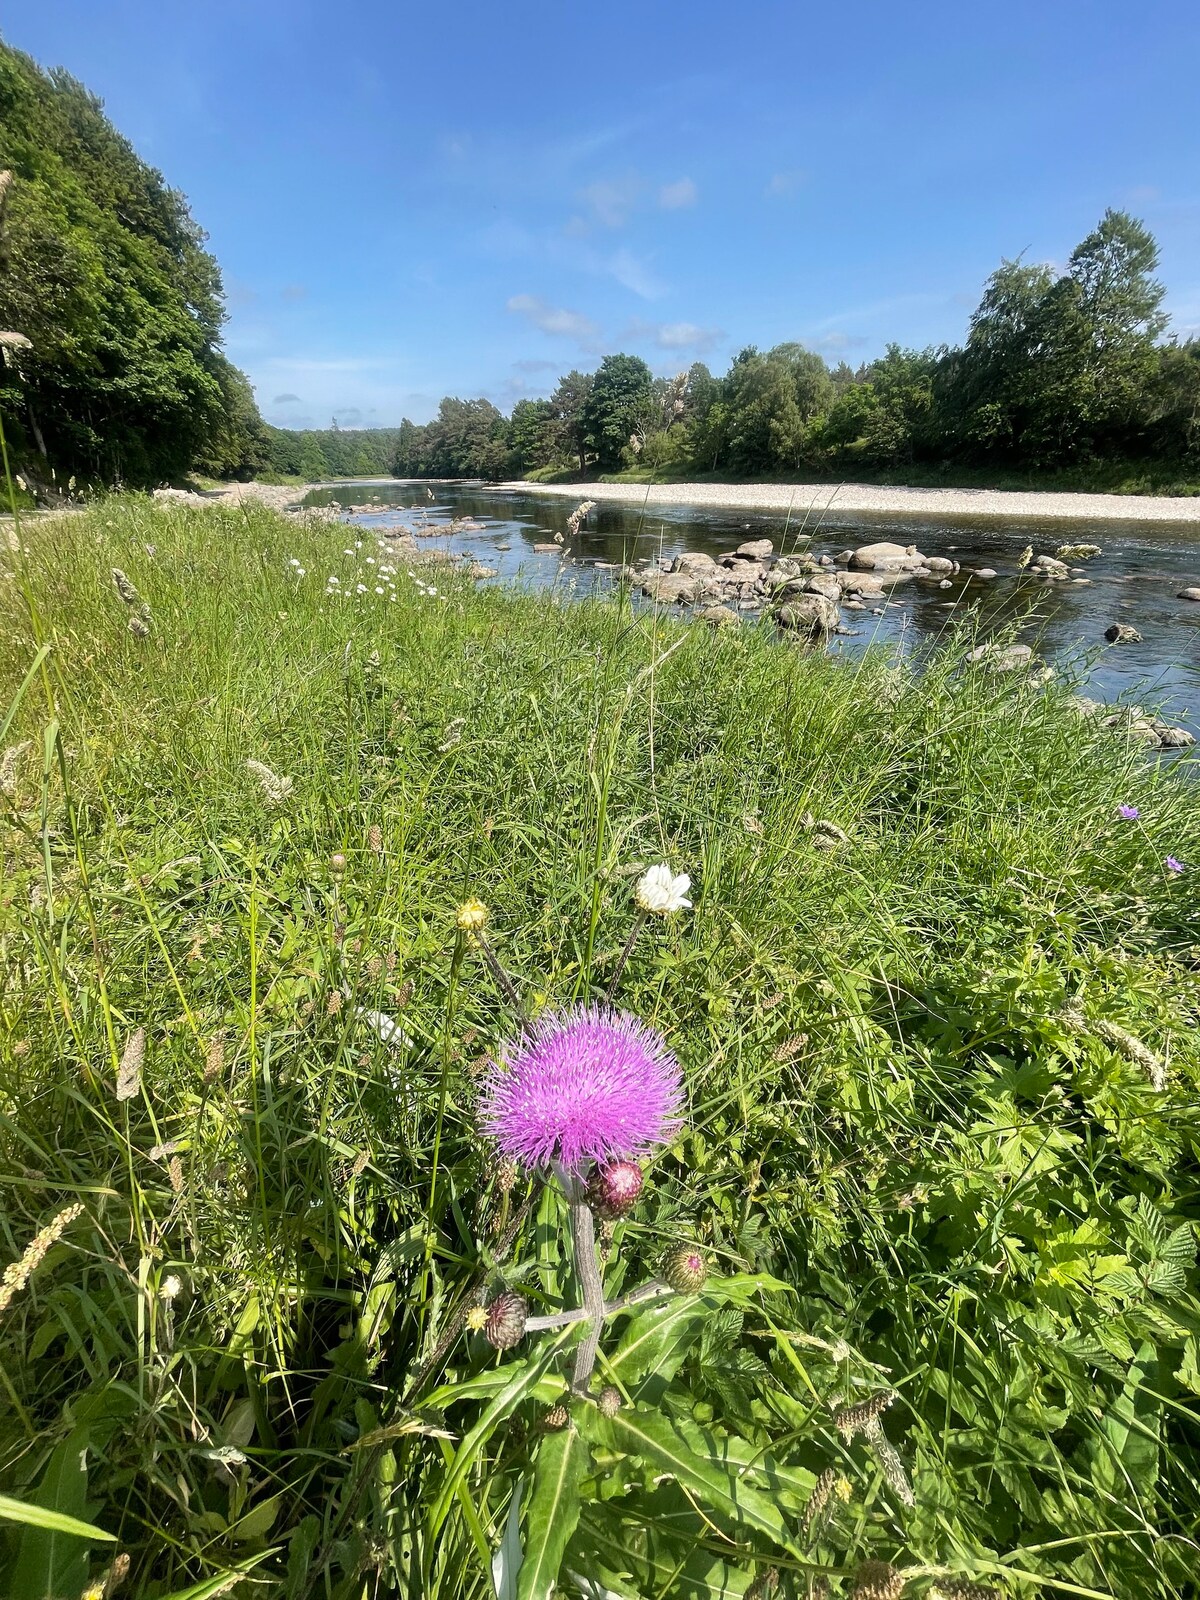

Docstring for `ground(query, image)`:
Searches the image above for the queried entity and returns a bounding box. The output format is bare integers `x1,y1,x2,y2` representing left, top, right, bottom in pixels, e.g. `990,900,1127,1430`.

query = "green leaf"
0,1494,116,1542
1092,1341,1161,1504
517,1426,588,1600
151,1554,276,1600
574,1406,798,1556
570,1508,754,1599
9,1429,103,1600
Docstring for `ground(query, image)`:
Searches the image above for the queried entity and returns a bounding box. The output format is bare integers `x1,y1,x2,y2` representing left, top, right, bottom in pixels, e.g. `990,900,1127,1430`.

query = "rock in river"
1104,623,1143,644
849,541,927,572
1179,587,1200,602
777,594,840,636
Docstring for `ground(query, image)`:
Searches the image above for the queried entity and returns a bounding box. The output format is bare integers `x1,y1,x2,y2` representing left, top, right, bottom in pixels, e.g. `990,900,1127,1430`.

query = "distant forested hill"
0,37,268,489
261,426,404,481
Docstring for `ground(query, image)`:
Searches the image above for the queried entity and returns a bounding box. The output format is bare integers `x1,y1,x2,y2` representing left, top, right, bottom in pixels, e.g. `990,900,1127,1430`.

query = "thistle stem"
525,1280,674,1332
605,906,647,1001
560,1169,606,1395
476,933,523,1012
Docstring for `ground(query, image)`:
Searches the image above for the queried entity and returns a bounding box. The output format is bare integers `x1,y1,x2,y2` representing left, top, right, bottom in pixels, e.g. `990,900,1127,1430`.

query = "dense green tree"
580,353,653,471
0,40,264,487
508,397,556,476
549,369,593,471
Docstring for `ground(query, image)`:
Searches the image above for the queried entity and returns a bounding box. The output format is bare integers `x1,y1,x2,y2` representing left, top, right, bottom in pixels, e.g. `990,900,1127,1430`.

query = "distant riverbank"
501,478,1200,527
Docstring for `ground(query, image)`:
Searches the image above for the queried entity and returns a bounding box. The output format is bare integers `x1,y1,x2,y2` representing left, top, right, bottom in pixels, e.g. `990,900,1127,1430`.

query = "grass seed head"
0,1203,85,1318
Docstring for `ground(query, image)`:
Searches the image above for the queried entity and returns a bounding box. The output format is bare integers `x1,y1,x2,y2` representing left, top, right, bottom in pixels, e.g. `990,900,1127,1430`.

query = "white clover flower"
161,1274,182,1300
328,575,339,585
366,556,375,565
375,585,384,595
356,583,367,594
288,557,301,567
427,585,438,596
635,863,692,915
343,548,354,556
295,567,306,577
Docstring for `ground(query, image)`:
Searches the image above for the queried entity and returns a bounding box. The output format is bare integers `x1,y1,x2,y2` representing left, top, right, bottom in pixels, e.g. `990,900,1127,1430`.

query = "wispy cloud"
810,332,868,354
609,247,666,299
273,392,302,404
581,173,642,228
659,177,697,210
620,318,722,354
506,293,600,342
765,169,807,199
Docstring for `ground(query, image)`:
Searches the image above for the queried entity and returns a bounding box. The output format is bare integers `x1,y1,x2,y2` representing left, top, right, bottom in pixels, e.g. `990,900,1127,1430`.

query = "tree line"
394,212,1200,485
1,35,1196,495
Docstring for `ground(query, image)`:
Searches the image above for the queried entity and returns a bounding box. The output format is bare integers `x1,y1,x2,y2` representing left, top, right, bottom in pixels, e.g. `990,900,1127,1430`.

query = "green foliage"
1,497,1199,1597
581,353,654,472
0,40,264,489
262,422,404,481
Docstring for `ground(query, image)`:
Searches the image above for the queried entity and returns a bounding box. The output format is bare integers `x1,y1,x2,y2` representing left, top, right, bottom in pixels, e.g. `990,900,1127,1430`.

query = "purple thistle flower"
481,1004,684,1172
1118,804,1140,821
1166,856,1185,874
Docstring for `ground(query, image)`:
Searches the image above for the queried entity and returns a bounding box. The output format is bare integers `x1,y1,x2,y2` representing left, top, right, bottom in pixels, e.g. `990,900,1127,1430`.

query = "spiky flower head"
597,1386,622,1417
851,1562,905,1600
661,1244,708,1294
465,1305,489,1333
1117,804,1139,820
484,1290,527,1350
634,863,691,915
330,852,347,874
456,897,489,934
481,1005,683,1173
586,1160,644,1218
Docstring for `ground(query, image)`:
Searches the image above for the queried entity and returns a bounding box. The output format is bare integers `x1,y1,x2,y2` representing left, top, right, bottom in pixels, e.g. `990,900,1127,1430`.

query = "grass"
1,496,1199,1599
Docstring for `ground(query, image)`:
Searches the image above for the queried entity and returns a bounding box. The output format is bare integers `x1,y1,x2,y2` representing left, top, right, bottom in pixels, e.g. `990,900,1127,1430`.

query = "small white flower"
427,585,438,596
356,583,367,594
343,547,354,556
328,575,339,585
161,1274,182,1300
295,567,306,577
357,1007,413,1048
375,585,384,594
288,557,301,567
366,556,375,565
635,863,692,915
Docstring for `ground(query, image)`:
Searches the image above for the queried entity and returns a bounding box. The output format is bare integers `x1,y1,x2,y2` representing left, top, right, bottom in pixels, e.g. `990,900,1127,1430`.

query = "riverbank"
503,477,1200,526
2,495,1198,1597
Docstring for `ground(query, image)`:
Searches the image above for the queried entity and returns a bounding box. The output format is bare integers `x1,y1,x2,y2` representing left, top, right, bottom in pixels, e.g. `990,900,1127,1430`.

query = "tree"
508,398,556,476
581,353,653,471
0,41,266,487
549,370,594,472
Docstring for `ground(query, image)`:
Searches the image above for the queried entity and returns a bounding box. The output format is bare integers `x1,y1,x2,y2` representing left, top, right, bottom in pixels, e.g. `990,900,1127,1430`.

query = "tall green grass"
1,499,1198,1598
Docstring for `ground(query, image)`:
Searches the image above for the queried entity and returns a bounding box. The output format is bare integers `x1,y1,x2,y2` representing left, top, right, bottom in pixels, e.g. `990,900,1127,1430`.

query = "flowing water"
304,479,1200,736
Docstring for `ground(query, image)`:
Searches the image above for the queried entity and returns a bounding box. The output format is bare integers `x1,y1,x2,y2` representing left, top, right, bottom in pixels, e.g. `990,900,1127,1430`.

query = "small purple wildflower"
1166,856,1185,874
481,1004,683,1172
1118,804,1140,821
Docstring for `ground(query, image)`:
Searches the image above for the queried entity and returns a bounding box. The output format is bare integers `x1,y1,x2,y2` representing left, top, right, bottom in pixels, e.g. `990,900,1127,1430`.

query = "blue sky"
9,1,1200,427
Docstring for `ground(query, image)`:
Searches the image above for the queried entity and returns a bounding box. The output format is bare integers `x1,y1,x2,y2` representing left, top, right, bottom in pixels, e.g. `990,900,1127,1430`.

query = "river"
304,480,1200,737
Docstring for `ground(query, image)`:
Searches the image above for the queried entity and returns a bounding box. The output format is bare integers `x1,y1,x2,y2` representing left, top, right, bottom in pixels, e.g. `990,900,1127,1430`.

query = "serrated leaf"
574,1406,797,1555
518,1426,587,1600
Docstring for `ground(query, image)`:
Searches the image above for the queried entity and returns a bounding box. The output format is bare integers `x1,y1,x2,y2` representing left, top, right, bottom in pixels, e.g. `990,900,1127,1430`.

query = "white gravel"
500,479,1200,527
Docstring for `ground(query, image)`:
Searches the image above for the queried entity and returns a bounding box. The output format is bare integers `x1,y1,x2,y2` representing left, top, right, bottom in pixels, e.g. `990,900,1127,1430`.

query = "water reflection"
304,480,1200,734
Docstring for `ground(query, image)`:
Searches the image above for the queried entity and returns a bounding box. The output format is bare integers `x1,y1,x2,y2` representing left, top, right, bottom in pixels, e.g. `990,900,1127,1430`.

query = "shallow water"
305,480,1200,736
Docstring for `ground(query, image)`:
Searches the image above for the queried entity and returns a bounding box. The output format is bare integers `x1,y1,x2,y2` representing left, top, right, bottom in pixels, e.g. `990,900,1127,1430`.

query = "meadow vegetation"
1,497,1199,1600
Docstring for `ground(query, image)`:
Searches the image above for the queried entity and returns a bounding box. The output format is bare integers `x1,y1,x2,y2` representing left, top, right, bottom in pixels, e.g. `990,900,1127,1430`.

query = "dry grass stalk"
0,1203,85,1318
0,739,32,795
246,758,293,806
115,1027,145,1101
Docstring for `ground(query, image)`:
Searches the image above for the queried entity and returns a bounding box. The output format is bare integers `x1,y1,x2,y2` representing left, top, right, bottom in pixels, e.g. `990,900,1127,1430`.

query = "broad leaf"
569,1508,754,1599
574,1406,797,1556
9,1429,100,1600
518,1426,588,1600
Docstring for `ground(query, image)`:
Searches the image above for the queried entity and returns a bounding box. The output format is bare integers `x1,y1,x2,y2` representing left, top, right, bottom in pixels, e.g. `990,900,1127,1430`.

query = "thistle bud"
598,1386,622,1417
330,852,347,875
661,1244,708,1294
484,1290,527,1350
541,1403,570,1431
586,1160,643,1219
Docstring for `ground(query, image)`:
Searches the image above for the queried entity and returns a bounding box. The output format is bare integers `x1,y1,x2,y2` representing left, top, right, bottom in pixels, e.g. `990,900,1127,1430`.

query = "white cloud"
810,332,868,354
765,169,807,199
609,248,666,299
273,392,302,404
581,174,642,228
506,294,600,342
658,177,697,210
624,319,723,354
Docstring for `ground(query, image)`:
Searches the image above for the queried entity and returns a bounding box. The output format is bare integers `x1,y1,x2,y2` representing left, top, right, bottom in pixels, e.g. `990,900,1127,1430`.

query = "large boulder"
924,556,958,575
641,572,700,605
837,571,888,598
1033,555,1070,579
697,603,741,628
672,551,721,577
1104,623,1143,644
777,595,840,636
849,541,927,572
729,538,774,562
1178,587,1200,602
966,642,1035,672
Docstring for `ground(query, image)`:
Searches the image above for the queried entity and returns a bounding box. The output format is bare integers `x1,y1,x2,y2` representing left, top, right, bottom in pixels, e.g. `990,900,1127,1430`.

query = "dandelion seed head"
481,1004,683,1172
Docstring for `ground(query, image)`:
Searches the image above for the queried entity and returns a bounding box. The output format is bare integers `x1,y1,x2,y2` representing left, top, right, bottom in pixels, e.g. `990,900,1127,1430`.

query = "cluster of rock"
376,524,495,578
1072,698,1195,751
628,538,974,637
